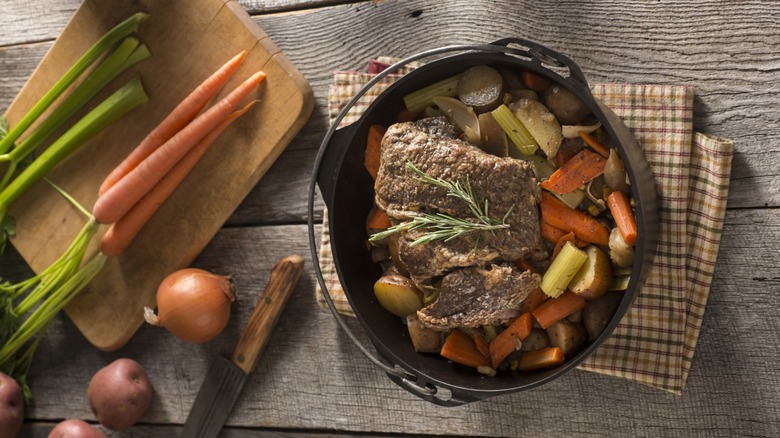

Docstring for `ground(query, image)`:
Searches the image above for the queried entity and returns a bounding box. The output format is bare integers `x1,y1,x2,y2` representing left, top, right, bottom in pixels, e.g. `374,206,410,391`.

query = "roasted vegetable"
569,245,613,300
406,314,444,353
374,274,423,318
545,319,587,356
457,65,505,113
582,291,624,340
510,98,563,158
543,84,590,125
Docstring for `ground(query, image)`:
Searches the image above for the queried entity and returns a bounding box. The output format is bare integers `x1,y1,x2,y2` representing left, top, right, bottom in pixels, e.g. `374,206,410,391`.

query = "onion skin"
145,268,235,343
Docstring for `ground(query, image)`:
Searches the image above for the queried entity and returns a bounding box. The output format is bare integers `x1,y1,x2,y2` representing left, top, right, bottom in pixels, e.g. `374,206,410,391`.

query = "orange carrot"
518,347,565,371
93,70,266,225
520,70,550,92
100,102,256,256
607,190,637,245
539,192,609,246
440,329,489,368
516,258,540,274
364,124,386,179
532,290,586,329
540,149,607,195
366,206,391,230
519,287,548,314
579,131,610,158
552,231,577,259
488,312,533,368
471,333,490,359
99,52,247,196
541,221,568,244
396,108,417,123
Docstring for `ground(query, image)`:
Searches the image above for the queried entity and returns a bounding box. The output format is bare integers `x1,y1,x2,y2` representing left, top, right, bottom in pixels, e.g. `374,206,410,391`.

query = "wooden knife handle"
231,255,304,374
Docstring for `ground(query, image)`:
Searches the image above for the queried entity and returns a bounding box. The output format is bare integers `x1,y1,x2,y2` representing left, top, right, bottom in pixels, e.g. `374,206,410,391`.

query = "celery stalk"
0,37,150,192
0,76,148,220
540,241,588,298
0,12,148,155
403,75,459,114
608,275,631,291
491,104,538,156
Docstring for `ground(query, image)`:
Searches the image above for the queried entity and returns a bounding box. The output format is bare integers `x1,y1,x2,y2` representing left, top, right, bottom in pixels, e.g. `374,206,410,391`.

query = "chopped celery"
608,275,631,291
491,104,538,156
0,37,151,191
403,75,459,114
0,12,148,155
0,76,148,221
540,241,588,298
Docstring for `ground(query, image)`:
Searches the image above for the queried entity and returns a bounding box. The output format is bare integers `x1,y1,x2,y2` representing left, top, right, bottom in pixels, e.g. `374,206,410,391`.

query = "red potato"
87,358,152,431
0,372,23,438
48,419,107,438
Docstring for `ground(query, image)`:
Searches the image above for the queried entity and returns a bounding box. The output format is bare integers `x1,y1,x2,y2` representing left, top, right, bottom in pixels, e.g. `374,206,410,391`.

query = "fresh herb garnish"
369,161,514,246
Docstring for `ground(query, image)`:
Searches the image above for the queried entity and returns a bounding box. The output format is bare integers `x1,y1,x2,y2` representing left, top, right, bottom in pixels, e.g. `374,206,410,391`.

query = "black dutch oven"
308,38,659,406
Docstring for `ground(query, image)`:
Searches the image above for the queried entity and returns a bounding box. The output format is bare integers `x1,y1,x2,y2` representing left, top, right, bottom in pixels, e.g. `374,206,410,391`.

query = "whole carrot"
93,70,266,225
100,102,257,256
98,51,247,196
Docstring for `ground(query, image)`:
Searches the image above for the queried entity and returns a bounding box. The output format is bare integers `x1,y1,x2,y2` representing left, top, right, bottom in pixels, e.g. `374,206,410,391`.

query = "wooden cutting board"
5,0,313,351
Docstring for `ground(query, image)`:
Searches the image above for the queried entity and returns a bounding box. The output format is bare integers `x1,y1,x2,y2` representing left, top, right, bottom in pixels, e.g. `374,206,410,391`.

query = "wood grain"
1,0,779,437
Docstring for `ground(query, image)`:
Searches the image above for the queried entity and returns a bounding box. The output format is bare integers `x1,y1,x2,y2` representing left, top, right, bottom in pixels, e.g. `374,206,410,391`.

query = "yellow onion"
144,268,235,343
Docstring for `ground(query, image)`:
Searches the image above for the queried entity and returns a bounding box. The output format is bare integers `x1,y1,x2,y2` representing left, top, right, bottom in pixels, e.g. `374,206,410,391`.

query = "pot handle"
491,37,590,89
384,369,487,407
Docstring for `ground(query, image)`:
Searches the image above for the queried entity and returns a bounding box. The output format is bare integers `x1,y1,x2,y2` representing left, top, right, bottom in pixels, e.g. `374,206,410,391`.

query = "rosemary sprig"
369,162,514,246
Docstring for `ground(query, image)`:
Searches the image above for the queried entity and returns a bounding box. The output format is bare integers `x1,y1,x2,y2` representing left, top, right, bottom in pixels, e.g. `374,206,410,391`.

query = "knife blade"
181,254,305,438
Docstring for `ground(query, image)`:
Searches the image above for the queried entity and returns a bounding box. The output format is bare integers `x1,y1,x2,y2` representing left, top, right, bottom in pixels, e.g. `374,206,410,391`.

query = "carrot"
519,287,548,314
541,221,568,244
518,347,565,371
540,149,607,195
539,192,609,246
554,147,577,169
607,190,637,245
366,206,391,230
93,70,266,225
552,231,577,259
98,51,247,196
579,130,610,158
532,290,586,329
471,333,490,359
520,70,550,92
516,258,540,274
396,108,417,123
488,312,533,368
440,329,489,369
100,102,256,256
364,124,386,179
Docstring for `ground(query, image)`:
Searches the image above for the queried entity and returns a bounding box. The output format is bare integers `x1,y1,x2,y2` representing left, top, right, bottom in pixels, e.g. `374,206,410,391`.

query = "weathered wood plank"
15,211,780,437
1,0,775,217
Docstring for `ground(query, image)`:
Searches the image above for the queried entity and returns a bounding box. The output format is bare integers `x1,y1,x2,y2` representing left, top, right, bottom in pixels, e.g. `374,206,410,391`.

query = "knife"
180,254,305,438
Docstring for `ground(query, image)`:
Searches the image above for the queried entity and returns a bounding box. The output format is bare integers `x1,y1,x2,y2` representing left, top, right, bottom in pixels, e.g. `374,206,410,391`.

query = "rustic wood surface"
1,0,778,437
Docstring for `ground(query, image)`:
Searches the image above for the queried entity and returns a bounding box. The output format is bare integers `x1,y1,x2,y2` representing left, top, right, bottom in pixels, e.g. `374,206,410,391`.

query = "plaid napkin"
316,58,734,395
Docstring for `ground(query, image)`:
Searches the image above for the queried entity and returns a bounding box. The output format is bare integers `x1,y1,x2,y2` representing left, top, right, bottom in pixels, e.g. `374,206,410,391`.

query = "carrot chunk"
440,329,489,369
518,347,565,371
364,124,386,179
607,191,638,246
532,290,586,329
488,312,533,368
579,130,610,158
540,149,607,195
539,192,609,246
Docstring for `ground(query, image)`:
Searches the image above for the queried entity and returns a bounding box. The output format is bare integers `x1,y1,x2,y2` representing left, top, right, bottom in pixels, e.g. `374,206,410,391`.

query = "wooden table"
1,1,778,436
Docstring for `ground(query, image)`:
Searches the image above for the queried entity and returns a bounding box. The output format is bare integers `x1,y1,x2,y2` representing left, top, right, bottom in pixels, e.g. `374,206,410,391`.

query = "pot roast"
374,117,543,329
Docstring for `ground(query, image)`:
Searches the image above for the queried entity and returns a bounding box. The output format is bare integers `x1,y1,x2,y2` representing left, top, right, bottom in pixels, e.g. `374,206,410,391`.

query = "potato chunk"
374,274,423,318
569,245,613,300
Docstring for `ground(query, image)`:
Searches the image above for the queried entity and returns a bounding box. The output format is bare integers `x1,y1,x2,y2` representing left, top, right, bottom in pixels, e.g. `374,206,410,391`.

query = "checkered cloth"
316,58,734,395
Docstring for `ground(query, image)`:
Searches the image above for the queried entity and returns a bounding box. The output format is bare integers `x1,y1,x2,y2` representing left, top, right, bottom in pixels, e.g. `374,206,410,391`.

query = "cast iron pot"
308,38,659,406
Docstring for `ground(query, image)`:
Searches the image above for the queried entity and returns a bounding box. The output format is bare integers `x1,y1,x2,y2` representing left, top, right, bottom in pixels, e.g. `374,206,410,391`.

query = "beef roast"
417,263,541,329
375,117,542,286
